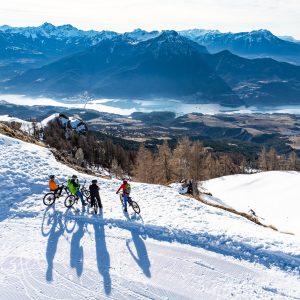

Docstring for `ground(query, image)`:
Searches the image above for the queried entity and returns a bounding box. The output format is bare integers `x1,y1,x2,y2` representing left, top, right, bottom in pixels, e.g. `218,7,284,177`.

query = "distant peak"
132,28,145,33
58,24,77,30
249,29,273,36
180,29,221,36
160,30,179,37
40,22,56,30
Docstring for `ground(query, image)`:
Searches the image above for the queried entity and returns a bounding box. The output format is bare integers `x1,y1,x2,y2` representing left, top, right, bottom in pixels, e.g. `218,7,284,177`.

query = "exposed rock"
0,121,44,146
75,147,84,166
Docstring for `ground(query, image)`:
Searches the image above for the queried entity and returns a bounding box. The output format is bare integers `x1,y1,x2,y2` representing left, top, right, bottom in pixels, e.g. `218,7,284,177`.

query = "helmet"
49,175,55,179
72,175,78,179
122,178,128,183
92,179,97,184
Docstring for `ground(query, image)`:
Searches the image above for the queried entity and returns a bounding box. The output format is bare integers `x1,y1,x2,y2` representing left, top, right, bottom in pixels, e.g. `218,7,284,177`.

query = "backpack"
124,183,131,194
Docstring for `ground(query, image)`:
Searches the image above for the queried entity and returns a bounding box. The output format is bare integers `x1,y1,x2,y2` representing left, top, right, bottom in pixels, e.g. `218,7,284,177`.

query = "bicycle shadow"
93,211,112,295
123,211,151,278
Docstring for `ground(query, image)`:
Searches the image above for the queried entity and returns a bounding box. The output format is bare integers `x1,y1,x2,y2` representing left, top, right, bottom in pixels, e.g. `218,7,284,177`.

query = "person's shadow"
45,209,65,282
70,210,86,277
124,212,151,278
93,211,111,295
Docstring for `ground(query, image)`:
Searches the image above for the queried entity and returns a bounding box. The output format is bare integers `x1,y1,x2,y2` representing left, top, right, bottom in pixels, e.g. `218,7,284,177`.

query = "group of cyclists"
48,175,131,213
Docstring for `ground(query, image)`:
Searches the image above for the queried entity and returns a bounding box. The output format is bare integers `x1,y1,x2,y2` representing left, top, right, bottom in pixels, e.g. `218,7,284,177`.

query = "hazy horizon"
0,21,291,37
1,0,300,39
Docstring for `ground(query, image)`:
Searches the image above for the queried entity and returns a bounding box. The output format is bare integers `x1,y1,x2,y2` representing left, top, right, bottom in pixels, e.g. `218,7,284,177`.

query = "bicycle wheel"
43,193,55,206
82,188,90,198
119,194,124,207
64,195,76,208
131,201,140,214
86,195,91,204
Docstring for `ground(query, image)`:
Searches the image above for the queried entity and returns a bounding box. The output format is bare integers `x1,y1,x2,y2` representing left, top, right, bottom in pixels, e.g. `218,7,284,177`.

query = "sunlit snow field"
0,133,300,299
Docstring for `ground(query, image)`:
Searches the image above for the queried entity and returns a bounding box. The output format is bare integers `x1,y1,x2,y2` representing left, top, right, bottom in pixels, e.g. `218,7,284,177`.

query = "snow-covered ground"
0,115,36,133
202,172,300,235
1,133,300,299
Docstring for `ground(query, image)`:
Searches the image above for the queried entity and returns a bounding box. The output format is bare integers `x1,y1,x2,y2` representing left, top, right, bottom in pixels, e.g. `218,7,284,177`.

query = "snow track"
1,133,300,299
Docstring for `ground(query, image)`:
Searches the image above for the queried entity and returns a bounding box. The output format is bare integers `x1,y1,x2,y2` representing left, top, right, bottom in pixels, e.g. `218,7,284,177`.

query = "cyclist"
67,175,87,206
48,175,64,198
116,178,131,212
89,179,103,213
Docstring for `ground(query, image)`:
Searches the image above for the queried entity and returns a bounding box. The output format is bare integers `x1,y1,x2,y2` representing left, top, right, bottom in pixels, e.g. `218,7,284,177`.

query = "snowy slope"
0,115,35,132
203,172,300,235
0,134,300,299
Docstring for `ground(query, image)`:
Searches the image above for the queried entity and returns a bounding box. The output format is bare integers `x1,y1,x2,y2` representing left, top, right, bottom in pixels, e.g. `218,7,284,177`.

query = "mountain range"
180,29,300,65
1,23,300,106
0,23,117,79
5,32,243,106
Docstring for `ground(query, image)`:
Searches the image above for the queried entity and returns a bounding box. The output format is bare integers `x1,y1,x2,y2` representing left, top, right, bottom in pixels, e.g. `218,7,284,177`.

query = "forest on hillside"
42,119,300,185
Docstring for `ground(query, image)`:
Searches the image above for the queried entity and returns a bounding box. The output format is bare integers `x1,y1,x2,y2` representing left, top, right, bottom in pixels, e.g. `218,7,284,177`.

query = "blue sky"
1,0,300,38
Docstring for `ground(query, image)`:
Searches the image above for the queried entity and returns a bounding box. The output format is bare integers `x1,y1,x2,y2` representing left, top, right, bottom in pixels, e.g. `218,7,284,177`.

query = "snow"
0,133,300,298
202,171,300,235
124,29,160,41
40,113,59,127
180,29,221,39
0,22,104,40
0,114,36,132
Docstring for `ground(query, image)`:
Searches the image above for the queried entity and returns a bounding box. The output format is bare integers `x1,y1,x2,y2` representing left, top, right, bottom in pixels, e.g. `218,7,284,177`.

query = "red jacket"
117,183,129,195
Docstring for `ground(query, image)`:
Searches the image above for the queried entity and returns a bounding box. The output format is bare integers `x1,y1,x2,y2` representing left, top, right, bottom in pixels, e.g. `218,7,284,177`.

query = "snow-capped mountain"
123,28,160,41
2,23,300,106
0,23,119,80
180,28,221,40
180,29,300,65
5,31,242,107
0,22,117,41
0,131,300,298
6,29,300,106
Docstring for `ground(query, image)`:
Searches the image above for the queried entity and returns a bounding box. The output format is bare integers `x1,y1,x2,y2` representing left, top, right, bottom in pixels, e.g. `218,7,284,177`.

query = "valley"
1,99,300,157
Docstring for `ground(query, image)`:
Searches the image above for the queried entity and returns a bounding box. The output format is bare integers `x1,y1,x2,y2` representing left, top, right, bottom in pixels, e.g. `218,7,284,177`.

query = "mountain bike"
81,180,90,199
90,197,102,214
43,184,69,206
64,180,91,208
119,194,140,214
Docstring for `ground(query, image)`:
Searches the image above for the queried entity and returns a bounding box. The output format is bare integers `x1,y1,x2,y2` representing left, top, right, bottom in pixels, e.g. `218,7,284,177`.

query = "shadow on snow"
63,210,300,276
42,206,113,295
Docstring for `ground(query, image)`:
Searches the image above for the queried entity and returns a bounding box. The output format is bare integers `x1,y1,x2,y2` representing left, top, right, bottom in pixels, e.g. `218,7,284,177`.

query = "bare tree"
154,140,173,184
258,146,268,171
133,144,155,183
172,137,191,180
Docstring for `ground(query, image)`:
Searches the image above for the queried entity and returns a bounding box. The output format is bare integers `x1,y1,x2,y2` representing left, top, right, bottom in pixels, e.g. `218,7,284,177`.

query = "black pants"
91,195,102,208
52,186,64,197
